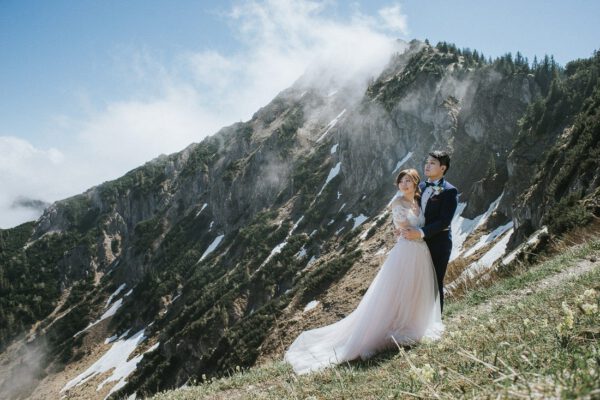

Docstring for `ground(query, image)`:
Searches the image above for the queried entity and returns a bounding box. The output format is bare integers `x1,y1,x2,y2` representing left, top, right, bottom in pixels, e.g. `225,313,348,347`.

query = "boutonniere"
432,185,444,196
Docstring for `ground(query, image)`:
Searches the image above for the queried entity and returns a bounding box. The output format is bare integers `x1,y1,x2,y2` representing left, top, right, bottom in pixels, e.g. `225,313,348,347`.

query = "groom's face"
424,156,446,180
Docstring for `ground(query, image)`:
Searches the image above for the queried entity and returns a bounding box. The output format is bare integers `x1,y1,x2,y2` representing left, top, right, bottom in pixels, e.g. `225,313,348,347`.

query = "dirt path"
447,252,599,324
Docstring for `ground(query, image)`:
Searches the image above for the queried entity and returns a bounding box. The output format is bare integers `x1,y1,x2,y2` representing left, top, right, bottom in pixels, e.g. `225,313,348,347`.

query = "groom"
399,151,458,312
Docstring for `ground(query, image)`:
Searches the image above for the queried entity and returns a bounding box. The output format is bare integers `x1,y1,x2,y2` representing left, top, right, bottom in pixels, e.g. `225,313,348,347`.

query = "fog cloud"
1,0,409,228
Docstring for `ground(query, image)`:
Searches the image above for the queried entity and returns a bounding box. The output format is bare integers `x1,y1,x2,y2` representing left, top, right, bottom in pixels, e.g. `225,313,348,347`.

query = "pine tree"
220,305,229,328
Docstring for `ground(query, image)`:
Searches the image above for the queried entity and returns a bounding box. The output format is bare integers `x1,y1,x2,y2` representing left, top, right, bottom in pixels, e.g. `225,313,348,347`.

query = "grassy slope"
149,231,600,399
148,235,600,400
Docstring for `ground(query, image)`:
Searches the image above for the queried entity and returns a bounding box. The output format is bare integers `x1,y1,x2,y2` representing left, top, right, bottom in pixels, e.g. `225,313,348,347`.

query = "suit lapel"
423,178,445,216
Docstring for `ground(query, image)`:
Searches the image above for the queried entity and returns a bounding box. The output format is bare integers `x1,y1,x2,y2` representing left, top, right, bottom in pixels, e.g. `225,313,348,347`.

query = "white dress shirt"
419,178,442,238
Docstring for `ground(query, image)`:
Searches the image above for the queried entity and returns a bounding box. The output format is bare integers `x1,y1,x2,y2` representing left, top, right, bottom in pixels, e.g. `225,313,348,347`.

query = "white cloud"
220,0,408,97
187,50,236,91
378,4,409,35
73,85,220,163
2,0,410,229
0,137,67,228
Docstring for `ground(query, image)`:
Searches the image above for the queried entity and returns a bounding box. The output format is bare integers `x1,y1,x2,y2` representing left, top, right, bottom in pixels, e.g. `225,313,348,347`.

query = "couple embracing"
285,151,459,375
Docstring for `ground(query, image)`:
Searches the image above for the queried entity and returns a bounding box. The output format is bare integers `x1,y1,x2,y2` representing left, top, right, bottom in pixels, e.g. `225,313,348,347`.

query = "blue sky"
1,0,599,227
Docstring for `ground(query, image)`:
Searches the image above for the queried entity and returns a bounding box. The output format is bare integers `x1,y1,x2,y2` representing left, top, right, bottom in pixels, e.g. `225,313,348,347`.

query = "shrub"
545,194,593,235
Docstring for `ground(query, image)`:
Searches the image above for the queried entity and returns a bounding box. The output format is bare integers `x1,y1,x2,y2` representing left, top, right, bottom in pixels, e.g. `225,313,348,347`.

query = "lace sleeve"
391,204,409,228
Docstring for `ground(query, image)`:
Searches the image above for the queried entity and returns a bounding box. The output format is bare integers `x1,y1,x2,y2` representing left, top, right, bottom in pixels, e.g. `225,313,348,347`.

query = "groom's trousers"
425,235,452,312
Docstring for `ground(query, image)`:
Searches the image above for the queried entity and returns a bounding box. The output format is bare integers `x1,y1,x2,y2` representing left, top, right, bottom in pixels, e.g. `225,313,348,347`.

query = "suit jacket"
419,179,458,241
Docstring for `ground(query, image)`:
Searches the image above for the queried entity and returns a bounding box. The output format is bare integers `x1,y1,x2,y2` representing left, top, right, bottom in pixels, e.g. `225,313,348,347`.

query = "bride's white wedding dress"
284,200,444,375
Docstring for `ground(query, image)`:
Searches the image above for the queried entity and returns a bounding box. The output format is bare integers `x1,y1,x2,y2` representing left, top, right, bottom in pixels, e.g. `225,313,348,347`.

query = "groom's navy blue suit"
419,178,458,311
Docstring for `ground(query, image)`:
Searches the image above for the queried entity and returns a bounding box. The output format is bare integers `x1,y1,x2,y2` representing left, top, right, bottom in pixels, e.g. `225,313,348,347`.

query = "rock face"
0,41,598,399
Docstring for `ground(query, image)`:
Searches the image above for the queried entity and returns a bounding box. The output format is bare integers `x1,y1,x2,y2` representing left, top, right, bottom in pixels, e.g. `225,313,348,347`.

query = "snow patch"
301,256,318,272
295,247,307,259
195,203,208,217
359,228,371,240
303,300,320,312
261,241,287,266
145,342,160,353
209,221,214,231
258,216,304,270
463,221,514,258
105,259,121,276
104,335,118,345
330,143,338,154
317,109,346,142
476,229,513,269
450,193,504,261
62,329,148,397
74,299,124,338
360,209,389,240
317,162,342,196
199,234,225,262
105,284,127,308
352,214,368,230
101,299,124,321
290,215,304,235
393,152,413,173
447,228,514,291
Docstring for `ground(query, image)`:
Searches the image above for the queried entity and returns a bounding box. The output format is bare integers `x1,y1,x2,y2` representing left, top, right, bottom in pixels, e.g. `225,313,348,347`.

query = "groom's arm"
421,188,458,239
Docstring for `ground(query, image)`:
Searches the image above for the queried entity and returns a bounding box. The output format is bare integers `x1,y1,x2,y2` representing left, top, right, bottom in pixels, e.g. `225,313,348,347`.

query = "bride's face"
398,175,416,196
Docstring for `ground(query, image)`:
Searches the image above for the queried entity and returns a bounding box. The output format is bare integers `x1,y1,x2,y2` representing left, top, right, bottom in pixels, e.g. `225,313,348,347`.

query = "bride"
284,168,444,375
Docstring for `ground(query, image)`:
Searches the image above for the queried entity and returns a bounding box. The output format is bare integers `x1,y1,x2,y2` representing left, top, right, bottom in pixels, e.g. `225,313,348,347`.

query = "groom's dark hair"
429,151,451,175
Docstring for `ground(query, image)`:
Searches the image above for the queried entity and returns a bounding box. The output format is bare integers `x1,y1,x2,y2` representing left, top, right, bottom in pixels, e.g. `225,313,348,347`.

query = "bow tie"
425,181,437,187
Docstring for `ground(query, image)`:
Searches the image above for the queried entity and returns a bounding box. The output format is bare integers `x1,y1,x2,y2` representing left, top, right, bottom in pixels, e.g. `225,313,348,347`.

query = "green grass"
148,239,600,400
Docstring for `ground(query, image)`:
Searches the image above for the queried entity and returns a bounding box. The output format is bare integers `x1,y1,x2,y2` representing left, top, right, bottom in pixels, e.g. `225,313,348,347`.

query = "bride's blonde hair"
395,168,421,201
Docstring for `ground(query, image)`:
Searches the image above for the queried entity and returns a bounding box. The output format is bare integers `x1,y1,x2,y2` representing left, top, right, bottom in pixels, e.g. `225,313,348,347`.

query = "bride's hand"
402,228,421,240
